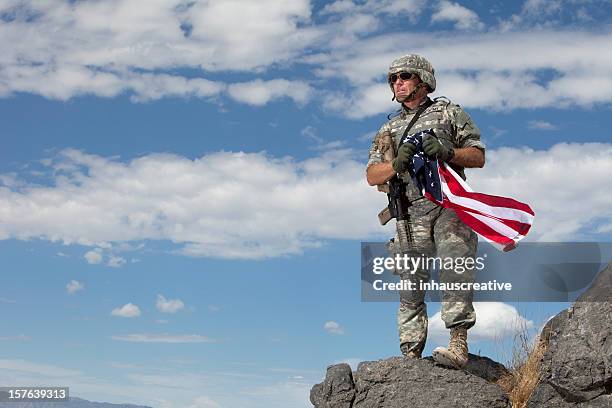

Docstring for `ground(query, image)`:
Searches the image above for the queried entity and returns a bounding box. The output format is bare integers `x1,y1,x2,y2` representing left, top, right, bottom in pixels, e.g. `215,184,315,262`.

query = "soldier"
366,54,486,369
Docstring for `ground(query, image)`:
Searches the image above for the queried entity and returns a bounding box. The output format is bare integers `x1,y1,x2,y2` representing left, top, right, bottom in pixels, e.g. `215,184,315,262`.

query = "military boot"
432,327,468,369
400,342,423,359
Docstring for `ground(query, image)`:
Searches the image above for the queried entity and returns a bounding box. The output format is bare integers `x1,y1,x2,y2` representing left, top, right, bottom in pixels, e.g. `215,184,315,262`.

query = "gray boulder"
462,354,511,383
528,262,612,407
311,356,510,408
310,363,356,408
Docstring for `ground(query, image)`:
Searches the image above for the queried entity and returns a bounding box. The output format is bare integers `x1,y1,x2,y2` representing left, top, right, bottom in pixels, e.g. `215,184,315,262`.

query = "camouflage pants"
390,202,478,355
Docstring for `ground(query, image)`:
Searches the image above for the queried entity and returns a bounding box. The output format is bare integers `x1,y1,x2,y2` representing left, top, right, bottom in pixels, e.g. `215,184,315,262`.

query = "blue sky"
1,0,612,407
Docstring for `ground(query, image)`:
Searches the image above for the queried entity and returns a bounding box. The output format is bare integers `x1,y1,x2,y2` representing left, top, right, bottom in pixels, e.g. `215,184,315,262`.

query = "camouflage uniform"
367,92,485,356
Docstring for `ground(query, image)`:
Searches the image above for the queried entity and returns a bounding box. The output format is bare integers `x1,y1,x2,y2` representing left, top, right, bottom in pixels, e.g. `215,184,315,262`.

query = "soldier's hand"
391,143,417,173
422,134,454,162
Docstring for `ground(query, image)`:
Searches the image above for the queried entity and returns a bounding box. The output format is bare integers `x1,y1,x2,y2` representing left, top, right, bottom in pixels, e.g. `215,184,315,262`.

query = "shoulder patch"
455,109,471,128
442,101,464,117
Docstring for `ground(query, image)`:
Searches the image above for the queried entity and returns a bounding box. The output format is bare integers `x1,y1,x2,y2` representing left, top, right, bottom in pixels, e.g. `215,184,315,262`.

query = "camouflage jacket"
367,97,484,201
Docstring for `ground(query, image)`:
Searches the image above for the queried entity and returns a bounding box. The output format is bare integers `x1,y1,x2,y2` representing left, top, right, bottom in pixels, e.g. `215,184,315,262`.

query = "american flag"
401,130,535,251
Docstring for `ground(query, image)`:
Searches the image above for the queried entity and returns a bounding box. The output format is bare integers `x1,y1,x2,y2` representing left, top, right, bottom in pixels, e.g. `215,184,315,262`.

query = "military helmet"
388,54,436,92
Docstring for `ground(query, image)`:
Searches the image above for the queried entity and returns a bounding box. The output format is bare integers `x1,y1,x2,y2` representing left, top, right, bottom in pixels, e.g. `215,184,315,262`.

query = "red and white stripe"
424,163,535,251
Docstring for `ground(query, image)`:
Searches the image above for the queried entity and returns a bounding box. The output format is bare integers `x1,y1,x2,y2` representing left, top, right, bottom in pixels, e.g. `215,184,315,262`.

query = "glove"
422,134,455,162
391,143,417,173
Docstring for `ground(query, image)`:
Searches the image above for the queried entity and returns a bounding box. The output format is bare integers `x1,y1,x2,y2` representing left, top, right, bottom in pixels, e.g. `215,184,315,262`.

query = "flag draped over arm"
401,130,535,251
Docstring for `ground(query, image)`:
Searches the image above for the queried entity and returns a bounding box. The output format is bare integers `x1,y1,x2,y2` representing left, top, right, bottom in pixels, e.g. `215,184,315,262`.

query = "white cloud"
0,358,220,408
0,173,21,187
0,65,225,102
528,120,557,130
469,143,612,241
188,396,221,408
428,302,534,344
227,79,312,106
127,372,212,389
85,248,127,267
0,0,610,116
0,148,384,259
431,1,485,30
320,0,425,19
320,0,358,15
0,335,31,341
0,359,81,378
0,355,318,408
523,0,563,15
301,125,321,143
0,142,611,259
111,303,141,318
498,0,607,31
66,280,84,295
337,13,380,36
187,0,320,71
111,334,216,343
240,381,310,408
84,249,103,264
301,126,346,151
107,361,136,369
0,0,322,103
324,321,345,335
156,294,185,314
316,29,612,118
124,73,224,103
108,255,127,268
0,0,320,71
323,82,395,119
596,223,612,233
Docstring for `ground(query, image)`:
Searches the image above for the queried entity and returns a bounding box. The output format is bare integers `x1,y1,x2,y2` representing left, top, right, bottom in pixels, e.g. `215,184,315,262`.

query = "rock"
353,357,510,408
463,354,511,383
311,357,510,408
527,383,612,407
310,363,356,408
312,263,612,408
420,353,510,383
528,262,612,407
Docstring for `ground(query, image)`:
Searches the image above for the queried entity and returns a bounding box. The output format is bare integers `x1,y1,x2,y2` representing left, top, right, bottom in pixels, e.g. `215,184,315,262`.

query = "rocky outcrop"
310,363,356,408
311,263,612,408
310,355,511,408
527,263,612,407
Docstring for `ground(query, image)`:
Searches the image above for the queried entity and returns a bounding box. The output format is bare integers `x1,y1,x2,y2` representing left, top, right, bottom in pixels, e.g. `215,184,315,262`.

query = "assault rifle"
376,130,414,253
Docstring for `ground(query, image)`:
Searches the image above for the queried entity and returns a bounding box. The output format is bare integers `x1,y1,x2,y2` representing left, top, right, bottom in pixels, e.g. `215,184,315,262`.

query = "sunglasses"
388,72,417,83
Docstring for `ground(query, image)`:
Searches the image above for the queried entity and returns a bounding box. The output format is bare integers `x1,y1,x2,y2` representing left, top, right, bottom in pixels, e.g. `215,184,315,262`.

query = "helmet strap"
404,82,426,102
